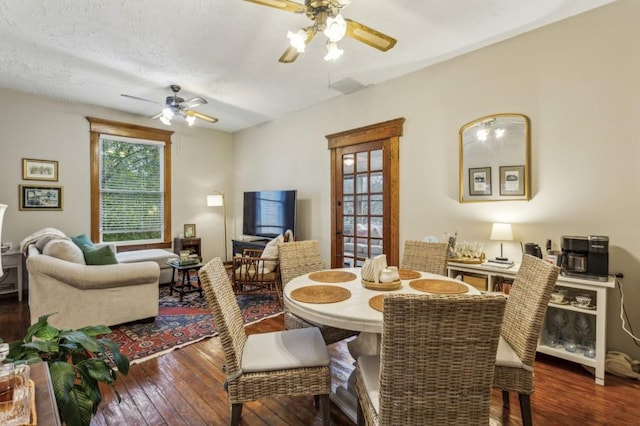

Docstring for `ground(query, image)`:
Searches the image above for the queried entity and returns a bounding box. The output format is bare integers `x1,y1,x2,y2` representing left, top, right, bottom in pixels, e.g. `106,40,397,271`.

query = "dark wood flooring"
2,293,640,425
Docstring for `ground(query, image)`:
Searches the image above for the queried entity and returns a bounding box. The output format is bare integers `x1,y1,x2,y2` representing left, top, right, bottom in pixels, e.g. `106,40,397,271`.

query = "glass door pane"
340,148,384,268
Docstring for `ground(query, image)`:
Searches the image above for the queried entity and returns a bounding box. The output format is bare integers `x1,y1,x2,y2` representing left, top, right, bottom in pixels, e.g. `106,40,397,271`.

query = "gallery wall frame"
499,165,526,196
19,185,63,210
468,167,492,196
22,158,58,181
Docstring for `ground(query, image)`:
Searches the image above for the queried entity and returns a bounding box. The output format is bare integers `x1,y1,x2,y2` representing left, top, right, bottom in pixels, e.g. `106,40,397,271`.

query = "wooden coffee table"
166,260,204,301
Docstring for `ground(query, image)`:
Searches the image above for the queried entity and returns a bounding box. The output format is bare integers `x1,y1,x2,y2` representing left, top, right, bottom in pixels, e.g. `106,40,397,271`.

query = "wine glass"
574,313,593,351
546,309,569,347
553,310,569,344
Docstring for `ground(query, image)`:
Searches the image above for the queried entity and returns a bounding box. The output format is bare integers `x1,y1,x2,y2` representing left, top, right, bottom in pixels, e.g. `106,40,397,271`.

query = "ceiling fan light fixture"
159,115,172,126
324,41,343,61
287,29,308,53
185,115,196,126
324,14,346,42
162,106,175,120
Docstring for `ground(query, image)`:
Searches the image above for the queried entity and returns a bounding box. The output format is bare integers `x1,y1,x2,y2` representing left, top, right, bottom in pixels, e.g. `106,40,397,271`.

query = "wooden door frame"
327,118,405,268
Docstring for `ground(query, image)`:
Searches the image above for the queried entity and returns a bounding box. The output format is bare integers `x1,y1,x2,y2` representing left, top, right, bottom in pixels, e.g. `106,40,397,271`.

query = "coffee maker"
559,235,609,281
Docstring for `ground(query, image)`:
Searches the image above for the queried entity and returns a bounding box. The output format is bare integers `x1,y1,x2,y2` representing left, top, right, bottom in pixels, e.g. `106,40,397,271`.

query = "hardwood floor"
2,294,640,425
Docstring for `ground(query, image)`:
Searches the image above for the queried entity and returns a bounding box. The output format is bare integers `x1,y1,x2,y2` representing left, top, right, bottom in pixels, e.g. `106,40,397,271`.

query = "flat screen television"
243,190,297,239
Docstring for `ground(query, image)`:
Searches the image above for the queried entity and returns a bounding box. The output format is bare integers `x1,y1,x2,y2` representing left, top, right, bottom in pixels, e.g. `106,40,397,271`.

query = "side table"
166,260,204,302
1,249,23,301
32,361,62,426
173,237,202,260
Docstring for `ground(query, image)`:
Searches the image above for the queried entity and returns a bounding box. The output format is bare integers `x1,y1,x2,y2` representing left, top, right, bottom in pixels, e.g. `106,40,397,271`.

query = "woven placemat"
308,270,357,283
398,269,421,280
409,279,469,294
290,285,352,303
369,294,385,312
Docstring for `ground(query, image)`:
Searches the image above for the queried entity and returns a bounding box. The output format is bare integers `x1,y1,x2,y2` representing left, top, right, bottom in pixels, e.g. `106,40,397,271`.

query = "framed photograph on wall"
468,167,492,196
500,165,526,196
22,158,58,181
184,224,196,238
19,185,63,210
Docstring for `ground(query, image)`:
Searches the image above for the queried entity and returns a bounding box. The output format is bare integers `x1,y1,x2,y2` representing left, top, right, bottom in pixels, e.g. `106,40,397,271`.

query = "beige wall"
0,88,233,264
233,1,640,358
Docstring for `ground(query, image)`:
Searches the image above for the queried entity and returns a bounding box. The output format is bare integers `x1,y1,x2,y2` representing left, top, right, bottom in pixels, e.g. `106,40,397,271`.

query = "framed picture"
19,185,63,210
468,167,492,196
500,165,526,196
184,224,196,238
22,158,58,181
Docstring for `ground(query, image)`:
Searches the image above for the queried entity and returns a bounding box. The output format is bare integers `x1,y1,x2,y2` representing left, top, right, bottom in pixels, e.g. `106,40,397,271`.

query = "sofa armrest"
27,253,159,290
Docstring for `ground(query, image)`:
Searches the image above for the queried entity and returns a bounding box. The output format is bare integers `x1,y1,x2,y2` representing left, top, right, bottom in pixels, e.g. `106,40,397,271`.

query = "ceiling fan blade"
149,111,163,120
345,18,397,52
121,94,164,105
243,0,305,13
181,97,208,109
185,110,219,123
279,27,316,63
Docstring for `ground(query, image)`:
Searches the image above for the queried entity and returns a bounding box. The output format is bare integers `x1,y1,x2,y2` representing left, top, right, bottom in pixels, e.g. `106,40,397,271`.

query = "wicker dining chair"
279,240,359,345
355,293,506,426
198,258,331,426
401,240,449,275
494,254,560,426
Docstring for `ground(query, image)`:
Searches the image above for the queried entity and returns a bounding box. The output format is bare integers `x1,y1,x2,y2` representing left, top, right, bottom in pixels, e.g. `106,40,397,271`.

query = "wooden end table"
165,260,204,302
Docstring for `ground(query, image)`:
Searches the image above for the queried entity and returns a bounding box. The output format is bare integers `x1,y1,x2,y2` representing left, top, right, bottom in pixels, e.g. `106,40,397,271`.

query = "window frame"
87,117,173,251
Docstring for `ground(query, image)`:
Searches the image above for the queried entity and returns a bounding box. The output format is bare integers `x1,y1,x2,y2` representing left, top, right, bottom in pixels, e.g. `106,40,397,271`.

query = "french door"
327,119,404,268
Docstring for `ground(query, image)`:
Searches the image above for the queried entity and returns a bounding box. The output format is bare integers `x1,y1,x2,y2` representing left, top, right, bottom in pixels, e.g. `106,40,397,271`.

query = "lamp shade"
207,194,224,207
490,223,513,241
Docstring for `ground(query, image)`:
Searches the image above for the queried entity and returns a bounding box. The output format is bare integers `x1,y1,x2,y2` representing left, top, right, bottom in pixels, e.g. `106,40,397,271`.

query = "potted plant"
4,314,130,426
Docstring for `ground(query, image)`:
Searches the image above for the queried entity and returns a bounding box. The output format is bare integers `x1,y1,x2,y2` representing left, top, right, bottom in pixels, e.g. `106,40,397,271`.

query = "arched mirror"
459,113,530,202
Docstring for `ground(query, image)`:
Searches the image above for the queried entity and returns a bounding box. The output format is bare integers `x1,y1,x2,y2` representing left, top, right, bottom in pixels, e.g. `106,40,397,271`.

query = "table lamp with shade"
207,193,228,262
489,222,513,263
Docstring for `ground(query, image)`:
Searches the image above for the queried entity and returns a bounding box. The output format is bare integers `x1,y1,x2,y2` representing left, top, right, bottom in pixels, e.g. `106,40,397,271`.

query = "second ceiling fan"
121,85,218,126
244,0,397,63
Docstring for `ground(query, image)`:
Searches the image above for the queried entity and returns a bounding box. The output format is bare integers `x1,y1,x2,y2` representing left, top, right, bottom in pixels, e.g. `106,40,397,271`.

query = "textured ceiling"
0,0,615,132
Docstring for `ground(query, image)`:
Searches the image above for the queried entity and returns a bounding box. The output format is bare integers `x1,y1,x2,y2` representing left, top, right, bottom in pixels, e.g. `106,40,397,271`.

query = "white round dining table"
283,267,481,422
284,267,481,336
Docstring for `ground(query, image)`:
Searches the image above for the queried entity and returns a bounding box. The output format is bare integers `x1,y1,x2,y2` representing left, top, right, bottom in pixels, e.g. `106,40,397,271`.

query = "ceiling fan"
121,85,218,126
244,0,397,63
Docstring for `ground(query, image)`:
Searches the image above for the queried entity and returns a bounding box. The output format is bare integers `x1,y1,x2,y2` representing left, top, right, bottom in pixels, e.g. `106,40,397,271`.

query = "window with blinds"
99,135,164,243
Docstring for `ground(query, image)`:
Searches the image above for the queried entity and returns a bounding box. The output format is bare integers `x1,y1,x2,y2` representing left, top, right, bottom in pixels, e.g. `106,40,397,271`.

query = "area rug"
104,285,282,364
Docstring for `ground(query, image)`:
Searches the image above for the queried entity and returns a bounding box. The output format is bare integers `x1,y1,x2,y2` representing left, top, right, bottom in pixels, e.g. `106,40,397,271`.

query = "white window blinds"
99,135,165,243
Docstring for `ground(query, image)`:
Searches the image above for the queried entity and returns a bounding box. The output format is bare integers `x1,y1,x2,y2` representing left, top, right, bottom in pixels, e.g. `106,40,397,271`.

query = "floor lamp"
207,193,228,262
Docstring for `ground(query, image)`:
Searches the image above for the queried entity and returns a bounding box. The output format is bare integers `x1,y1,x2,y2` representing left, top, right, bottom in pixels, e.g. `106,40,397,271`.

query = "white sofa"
27,242,162,330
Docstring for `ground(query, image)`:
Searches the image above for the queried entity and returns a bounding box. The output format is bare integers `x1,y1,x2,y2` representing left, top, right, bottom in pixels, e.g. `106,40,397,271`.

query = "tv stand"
232,238,270,257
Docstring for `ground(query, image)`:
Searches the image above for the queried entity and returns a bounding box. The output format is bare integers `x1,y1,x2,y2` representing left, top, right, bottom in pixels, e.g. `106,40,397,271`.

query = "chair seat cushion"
495,336,532,372
357,355,381,414
243,327,330,373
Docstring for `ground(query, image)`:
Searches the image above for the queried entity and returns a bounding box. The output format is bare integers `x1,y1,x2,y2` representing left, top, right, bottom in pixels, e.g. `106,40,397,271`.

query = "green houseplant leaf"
5,313,129,426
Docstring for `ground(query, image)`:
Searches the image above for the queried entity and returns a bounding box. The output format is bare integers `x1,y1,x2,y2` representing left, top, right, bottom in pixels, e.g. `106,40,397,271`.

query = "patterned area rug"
104,285,282,364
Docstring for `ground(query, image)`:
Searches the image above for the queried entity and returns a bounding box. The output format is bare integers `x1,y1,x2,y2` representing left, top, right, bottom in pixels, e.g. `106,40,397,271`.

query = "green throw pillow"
71,234,96,252
84,245,119,265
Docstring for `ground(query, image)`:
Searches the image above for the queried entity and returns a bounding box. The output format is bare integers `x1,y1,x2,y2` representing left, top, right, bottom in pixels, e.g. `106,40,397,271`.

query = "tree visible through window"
100,136,164,243
87,117,173,249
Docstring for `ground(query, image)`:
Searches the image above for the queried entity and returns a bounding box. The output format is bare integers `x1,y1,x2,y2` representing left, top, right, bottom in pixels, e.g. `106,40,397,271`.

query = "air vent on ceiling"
329,77,366,94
